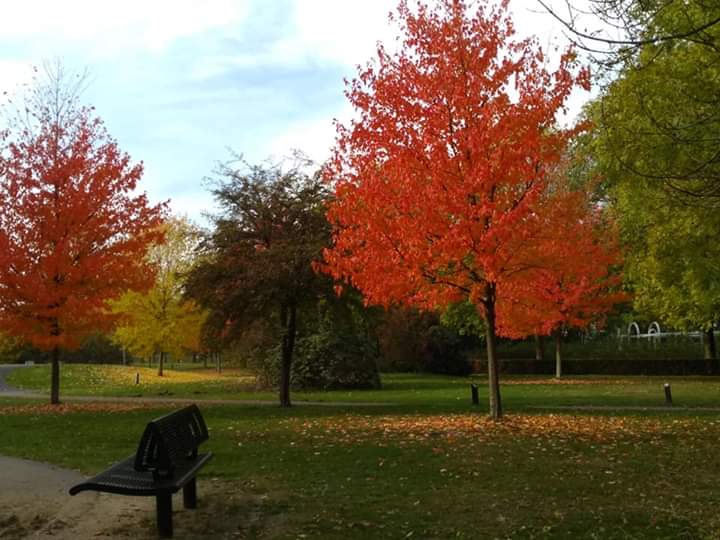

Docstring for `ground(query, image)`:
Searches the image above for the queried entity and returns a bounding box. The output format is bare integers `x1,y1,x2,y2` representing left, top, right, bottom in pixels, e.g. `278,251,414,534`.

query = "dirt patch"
0,480,288,539
0,456,289,539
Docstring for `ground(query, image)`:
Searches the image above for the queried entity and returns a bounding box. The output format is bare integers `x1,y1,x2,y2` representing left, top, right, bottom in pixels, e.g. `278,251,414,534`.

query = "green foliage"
586,0,720,339
617,185,720,331
0,331,20,363
421,324,473,376
259,331,381,391
440,301,485,338
186,160,331,340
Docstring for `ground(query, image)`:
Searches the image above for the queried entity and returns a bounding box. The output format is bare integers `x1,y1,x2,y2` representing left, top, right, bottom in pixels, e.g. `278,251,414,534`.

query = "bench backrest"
134,404,209,476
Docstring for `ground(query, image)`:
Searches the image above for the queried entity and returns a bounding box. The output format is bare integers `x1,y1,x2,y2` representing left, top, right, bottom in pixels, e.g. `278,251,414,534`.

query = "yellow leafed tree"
110,217,208,375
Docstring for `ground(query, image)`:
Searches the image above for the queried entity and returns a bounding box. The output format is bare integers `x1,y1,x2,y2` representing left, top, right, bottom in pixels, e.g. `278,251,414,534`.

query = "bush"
377,307,475,375
420,325,472,376
292,332,381,390
258,331,381,391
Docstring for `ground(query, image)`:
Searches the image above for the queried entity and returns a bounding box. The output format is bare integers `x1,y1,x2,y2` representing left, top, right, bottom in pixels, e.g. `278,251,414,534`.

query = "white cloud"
0,61,34,100
0,0,250,56
264,114,341,166
270,0,396,68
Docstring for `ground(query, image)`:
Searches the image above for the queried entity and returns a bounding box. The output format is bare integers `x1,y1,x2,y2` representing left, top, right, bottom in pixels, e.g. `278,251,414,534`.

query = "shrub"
258,331,381,391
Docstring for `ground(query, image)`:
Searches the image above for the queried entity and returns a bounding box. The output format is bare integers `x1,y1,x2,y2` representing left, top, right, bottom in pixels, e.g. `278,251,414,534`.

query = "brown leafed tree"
185,160,331,407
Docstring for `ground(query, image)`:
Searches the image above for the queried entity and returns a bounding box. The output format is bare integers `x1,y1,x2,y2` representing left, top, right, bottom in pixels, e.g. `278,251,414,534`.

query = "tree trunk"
703,327,717,374
158,351,165,377
534,334,545,362
216,352,222,373
279,303,297,408
50,346,60,405
203,354,208,369
555,331,562,379
483,296,502,420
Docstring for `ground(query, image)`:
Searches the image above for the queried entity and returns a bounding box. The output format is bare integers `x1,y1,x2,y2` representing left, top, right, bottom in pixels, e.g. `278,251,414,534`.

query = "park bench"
69,404,213,537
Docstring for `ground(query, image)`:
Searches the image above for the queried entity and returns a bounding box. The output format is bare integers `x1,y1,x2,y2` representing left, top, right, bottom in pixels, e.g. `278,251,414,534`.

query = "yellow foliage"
109,217,209,360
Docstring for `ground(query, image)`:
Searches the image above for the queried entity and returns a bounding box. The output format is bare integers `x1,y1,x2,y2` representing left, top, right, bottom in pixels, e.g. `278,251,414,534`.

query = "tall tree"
614,180,720,370
0,64,165,403
110,217,208,375
582,1,720,365
185,161,330,407
321,0,589,419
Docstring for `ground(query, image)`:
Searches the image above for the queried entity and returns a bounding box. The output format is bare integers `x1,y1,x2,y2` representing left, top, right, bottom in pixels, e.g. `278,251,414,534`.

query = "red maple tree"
0,71,166,403
321,0,590,418
495,185,626,377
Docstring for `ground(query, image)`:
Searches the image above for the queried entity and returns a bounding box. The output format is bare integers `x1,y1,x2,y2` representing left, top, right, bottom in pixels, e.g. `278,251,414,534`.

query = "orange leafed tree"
0,66,166,404
321,0,590,419
495,185,626,377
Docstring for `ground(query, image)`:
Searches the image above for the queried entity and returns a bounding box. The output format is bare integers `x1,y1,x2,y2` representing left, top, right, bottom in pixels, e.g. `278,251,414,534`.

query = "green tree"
587,1,720,366
185,161,331,407
110,217,208,375
595,13,720,201
615,182,720,369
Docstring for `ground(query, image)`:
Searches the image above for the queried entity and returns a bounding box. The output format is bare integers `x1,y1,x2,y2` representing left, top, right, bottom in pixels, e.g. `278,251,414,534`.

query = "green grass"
8,363,720,411
1,399,720,538
4,367,720,536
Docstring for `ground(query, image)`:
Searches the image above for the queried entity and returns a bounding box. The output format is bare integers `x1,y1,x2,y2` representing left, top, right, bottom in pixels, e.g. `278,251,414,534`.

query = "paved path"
0,364,39,397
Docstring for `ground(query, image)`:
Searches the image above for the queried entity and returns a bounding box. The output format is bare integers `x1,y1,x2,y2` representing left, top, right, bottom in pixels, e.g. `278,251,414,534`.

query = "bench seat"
69,451,213,497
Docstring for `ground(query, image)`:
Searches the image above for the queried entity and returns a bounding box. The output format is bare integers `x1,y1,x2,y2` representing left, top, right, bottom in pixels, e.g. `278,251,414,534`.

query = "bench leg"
183,478,197,509
156,493,173,537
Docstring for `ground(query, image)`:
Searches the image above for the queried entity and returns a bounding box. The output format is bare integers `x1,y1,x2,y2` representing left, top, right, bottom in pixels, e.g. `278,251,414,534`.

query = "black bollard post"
470,384,479,406
664,383,673,406
135,372,140,385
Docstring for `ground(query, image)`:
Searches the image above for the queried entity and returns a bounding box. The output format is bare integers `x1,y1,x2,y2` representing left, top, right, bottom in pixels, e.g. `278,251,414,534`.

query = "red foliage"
495,186,626,339
0,106,166,351
322,0,590,314
320,0,605,416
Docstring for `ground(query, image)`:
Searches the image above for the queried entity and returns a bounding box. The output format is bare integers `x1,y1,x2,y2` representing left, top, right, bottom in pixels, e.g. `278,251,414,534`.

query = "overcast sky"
0,0,592,223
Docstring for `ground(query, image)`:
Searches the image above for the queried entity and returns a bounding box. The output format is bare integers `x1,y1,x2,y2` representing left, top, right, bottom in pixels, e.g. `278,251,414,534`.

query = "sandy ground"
0,456,281,539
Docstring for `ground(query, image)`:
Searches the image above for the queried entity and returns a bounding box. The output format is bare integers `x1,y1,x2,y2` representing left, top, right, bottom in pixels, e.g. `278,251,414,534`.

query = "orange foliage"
322,0,591,314
495,184,626,339
0,106,166,351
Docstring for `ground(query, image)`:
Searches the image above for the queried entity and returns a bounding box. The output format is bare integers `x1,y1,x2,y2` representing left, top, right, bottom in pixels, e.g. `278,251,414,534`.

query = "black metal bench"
69,404,213,537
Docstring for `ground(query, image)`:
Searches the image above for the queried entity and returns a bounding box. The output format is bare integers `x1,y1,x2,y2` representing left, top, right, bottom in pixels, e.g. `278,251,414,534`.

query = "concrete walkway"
0,364,40,398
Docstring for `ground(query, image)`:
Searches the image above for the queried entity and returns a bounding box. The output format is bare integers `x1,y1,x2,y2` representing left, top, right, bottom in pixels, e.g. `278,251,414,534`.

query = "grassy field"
8,362,720,410
3,366,720,538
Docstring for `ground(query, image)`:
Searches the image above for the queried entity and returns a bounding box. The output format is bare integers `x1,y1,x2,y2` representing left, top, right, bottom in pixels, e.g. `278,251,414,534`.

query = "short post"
135,372,140,385
470,384,479,406
663,383,673,406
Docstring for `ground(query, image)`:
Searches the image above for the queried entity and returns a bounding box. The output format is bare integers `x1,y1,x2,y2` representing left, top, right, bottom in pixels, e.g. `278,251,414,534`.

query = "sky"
0,0,593,224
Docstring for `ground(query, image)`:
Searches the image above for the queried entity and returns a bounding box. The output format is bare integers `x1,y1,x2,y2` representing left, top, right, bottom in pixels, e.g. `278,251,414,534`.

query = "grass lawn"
8,363,720,410
3,366,720,538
